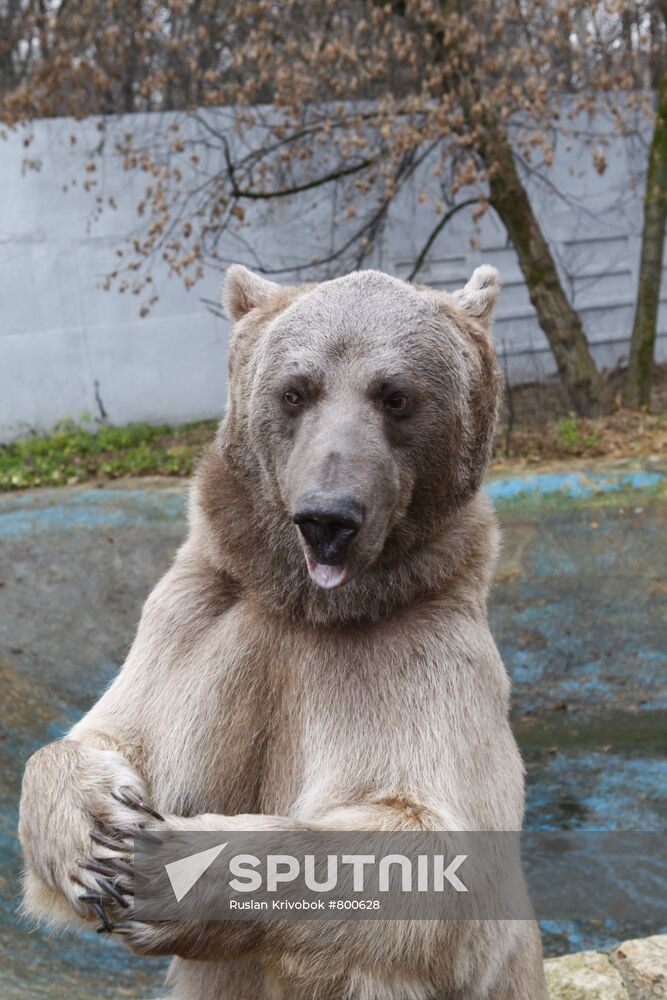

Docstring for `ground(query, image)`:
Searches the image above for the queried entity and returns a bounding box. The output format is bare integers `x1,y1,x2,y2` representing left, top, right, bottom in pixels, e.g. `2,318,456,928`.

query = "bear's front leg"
19,738,152,931
84,810,292,960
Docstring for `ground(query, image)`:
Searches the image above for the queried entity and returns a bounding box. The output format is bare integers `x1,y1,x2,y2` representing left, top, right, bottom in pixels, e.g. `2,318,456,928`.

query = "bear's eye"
383,391,409,413
283,389,303,408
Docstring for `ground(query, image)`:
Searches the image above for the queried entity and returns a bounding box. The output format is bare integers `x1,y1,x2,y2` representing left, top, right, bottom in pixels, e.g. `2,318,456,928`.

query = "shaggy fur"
18,264,548,999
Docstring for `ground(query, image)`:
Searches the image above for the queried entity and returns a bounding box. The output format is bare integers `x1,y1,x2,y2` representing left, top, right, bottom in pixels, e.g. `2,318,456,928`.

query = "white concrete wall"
0,109,663,439
0,116,230,439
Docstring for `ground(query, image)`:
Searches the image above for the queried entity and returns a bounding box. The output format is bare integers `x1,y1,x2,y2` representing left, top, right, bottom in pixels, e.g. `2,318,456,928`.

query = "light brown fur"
18,264,547,999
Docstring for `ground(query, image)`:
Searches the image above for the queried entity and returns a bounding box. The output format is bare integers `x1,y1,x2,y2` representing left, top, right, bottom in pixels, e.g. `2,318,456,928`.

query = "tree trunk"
485,130,608,416
623,63,667,409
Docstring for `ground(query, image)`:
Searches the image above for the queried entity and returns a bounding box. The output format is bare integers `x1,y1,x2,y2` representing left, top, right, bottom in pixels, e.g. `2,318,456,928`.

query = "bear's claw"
89,829,126,851
78,788,164,933
112,786,165,821
79,891,108,905
78,857,119,878
99,853,135,878
95,876,130,908
91,901,113,932
78,841,137,930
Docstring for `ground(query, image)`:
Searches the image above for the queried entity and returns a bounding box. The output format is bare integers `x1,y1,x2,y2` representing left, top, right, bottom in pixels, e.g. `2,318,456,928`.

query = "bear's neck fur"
192,439,499,628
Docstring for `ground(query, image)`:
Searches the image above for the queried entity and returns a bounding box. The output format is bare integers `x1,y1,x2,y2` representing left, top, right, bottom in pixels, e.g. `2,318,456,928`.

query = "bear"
18,264,548,999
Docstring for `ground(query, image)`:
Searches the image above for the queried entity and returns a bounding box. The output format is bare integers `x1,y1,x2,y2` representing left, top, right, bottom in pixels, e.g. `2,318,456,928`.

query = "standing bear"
19,264,548,999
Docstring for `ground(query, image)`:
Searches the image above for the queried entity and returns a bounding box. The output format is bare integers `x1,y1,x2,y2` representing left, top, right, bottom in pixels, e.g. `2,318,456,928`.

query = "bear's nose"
293,495,364,565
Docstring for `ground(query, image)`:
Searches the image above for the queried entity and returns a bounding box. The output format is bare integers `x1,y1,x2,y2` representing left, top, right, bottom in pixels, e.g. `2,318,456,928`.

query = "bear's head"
196,265,502,624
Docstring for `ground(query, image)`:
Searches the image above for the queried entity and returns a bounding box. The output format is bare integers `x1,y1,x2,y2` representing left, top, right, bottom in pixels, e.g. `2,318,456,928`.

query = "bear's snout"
293,495,364,586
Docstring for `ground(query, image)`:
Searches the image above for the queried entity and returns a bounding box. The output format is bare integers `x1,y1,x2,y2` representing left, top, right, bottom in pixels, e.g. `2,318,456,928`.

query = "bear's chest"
145,600,308,815
146,597,511,823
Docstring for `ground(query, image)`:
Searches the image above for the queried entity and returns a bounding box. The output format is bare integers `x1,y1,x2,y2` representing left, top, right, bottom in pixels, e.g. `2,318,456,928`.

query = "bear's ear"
223,265,282,321
453,265,500,329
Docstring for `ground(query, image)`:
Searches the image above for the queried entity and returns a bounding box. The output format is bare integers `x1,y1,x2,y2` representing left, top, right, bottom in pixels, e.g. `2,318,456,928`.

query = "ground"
497,361,667,463
0,419,218,490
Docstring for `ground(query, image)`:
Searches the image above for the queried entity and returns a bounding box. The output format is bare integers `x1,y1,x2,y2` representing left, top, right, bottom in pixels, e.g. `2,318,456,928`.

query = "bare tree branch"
407,199,479,281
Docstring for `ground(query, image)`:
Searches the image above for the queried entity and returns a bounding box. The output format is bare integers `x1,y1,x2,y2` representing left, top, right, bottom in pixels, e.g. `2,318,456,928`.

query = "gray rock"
612,935,667,998
544,950,629,999
545,936,667,999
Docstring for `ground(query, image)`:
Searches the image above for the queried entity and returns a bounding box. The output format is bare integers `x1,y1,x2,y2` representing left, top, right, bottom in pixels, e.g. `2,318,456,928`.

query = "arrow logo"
165,842,227,902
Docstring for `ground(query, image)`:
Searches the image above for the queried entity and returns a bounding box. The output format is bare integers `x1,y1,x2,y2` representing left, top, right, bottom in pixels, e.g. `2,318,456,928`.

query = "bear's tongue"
305,554,349,589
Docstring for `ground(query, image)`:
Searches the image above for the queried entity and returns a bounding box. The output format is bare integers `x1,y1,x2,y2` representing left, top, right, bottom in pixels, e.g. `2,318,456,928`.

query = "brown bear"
18,264,548,999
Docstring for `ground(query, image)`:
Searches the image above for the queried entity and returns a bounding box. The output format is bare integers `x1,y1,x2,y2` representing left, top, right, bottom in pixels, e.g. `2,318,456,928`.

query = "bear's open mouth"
304,553,351,590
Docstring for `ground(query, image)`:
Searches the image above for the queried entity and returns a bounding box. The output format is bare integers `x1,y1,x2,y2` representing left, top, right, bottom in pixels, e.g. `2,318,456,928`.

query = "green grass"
2,406,663,492
553,413,600,455
0,417,218,490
